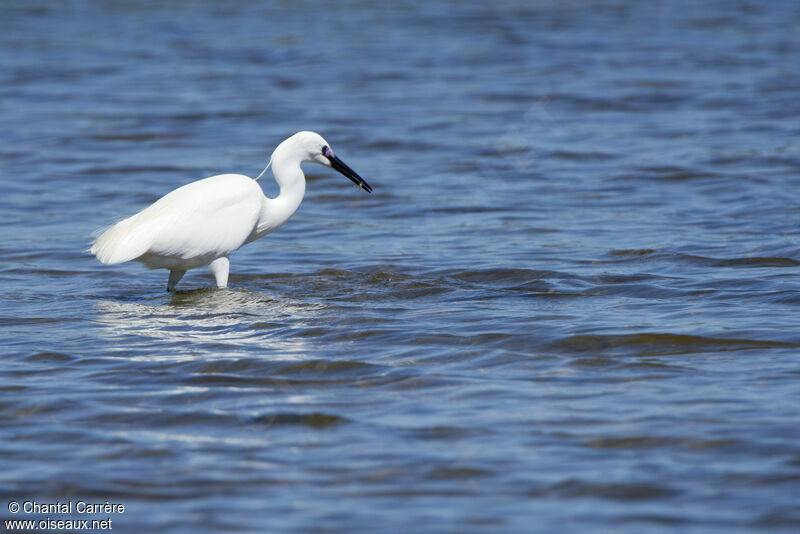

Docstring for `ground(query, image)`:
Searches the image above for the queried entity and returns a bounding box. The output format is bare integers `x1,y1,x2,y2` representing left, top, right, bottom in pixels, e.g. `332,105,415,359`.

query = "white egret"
90,131,372,291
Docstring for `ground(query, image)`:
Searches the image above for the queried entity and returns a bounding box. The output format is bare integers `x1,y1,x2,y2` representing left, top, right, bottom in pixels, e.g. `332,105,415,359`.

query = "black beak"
329,154,373,193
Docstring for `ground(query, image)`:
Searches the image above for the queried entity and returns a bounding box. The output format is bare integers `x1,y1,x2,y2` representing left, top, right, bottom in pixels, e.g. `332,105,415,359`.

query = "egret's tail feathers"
90,217,155,264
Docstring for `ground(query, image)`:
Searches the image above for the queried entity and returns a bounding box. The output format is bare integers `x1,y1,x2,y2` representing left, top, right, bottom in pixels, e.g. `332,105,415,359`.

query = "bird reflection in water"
92,288,322,362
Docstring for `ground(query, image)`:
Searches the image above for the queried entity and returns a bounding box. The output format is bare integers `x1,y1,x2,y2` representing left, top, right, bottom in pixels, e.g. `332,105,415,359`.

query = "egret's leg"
167,269,185,292
209,257,230,288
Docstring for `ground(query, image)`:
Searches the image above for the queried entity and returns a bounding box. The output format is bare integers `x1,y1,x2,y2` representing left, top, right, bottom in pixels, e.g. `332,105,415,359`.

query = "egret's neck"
250,160,306,242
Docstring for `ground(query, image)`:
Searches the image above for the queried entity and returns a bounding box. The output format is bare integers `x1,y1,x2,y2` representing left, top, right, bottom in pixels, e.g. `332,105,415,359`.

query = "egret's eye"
321,145,329,155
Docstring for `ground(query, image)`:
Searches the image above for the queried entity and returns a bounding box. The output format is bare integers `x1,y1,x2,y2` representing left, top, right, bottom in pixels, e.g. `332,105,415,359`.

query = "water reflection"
92,288,322,361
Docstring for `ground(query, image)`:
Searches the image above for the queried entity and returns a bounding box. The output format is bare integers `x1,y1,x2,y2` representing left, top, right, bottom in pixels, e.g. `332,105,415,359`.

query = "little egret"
90,131,372,291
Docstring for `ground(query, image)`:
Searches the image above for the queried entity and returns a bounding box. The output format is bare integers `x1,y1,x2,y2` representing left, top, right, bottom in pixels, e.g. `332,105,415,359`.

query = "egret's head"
282,131,372,193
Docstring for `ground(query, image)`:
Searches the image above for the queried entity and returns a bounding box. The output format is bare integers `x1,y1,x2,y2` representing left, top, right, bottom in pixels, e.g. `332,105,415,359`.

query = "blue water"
2,1,800,532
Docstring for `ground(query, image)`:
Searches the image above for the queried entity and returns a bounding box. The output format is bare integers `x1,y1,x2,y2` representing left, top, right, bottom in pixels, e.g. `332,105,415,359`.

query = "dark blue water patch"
544,333,799,357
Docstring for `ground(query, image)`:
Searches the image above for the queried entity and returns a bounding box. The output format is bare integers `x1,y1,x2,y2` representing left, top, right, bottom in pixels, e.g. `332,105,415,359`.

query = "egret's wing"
91,212,167,264
91,174,262,264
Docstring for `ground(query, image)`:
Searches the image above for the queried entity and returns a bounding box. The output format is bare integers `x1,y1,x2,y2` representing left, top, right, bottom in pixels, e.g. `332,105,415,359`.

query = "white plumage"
91,131,372,291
